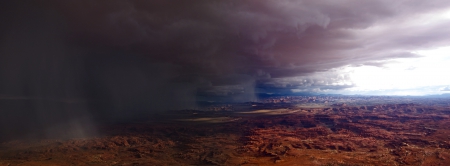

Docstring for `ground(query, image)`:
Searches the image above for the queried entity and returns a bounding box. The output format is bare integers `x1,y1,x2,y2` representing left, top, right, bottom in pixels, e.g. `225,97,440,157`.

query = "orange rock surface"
1,102,450,165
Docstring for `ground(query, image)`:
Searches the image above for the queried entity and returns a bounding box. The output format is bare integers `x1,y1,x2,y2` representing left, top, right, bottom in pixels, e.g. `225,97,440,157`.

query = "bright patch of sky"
341,46,450,95
323,8,450,96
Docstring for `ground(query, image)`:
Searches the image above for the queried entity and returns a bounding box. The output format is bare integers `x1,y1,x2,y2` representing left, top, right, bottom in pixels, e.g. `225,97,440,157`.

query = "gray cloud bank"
54,0,450,94
2,0,450,140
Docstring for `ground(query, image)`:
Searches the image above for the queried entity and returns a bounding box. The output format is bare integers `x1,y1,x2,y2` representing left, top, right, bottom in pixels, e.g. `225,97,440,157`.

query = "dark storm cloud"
0,1,97,140
256,69,353,93
48,0,450,92
2,0,450,140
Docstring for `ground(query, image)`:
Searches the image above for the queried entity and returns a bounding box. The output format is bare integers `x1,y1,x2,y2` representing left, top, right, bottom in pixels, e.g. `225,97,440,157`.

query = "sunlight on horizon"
343,46,450,95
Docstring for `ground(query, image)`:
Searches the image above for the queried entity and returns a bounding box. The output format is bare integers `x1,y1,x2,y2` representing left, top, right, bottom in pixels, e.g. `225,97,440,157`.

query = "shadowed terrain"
1,96,450,165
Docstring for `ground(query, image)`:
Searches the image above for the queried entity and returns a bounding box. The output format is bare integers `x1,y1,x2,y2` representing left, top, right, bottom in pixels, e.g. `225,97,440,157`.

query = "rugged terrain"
1,97,450,165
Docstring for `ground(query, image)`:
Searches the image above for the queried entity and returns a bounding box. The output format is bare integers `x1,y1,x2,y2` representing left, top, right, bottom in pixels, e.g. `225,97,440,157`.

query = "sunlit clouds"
335,46,450,95
296,7,450,96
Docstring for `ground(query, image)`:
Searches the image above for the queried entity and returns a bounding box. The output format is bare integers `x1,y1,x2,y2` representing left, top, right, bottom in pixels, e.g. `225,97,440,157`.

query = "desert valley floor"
1,96,450,165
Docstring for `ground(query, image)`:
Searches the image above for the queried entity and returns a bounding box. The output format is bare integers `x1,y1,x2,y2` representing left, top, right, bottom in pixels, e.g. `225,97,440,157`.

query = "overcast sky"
2,0,450,103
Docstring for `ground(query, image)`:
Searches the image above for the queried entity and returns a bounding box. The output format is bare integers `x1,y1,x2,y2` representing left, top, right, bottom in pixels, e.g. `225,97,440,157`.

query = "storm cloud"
2,0,450,139
49,0,450,94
